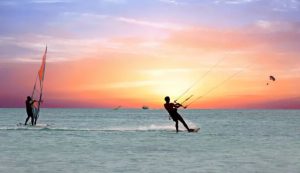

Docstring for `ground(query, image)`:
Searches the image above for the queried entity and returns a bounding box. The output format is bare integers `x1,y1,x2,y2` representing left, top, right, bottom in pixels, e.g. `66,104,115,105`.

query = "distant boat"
142,106,149,110
113,106,122,110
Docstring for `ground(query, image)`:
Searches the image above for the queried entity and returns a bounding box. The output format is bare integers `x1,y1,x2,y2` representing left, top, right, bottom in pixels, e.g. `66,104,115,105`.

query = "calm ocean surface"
0,108,299,173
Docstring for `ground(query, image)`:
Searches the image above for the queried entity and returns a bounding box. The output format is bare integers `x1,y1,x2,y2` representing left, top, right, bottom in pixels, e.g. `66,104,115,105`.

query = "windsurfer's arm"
33,100,43,103
30,100,39,105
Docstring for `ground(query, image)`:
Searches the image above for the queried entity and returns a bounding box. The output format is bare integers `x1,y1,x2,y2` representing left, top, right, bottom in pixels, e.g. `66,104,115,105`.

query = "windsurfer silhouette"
25,96,37,126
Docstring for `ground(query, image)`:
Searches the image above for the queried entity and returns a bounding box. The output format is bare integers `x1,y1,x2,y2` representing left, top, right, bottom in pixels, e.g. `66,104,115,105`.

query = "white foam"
104,121,198,131
1,122,198,132
105,124,175,131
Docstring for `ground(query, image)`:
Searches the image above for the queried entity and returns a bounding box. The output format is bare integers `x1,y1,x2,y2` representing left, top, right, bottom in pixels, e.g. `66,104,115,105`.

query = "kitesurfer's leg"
175,120,179,133
178,115,191,132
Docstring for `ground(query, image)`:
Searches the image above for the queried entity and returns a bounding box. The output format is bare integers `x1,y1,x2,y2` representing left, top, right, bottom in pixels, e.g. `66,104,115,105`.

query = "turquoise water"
0,108,299,173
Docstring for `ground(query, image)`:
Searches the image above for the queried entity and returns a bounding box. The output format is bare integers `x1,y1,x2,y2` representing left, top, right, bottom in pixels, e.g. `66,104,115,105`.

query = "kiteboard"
189,127,200,133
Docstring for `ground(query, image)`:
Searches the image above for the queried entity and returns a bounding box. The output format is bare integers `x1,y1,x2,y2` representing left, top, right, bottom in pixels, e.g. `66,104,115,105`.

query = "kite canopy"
269,75,275,81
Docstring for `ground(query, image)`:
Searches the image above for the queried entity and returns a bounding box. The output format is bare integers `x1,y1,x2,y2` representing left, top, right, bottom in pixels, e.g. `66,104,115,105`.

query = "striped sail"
31,46,47,124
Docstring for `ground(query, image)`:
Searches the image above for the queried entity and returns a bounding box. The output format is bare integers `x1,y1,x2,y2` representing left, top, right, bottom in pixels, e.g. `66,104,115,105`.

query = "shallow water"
0,108,299,173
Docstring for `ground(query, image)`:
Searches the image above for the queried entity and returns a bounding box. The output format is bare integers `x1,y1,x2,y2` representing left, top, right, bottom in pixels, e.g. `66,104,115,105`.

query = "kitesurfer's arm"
174,103,183,108
173,103,188,109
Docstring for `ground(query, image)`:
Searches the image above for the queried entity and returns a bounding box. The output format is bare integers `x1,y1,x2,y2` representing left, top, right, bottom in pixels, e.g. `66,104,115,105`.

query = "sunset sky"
0,0,299,109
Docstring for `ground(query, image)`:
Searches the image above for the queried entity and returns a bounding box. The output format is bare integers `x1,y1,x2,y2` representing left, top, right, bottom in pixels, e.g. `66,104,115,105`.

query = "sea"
0,108,299,173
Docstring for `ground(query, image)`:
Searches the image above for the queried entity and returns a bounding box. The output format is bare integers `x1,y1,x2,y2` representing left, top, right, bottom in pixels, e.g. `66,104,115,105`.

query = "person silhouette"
25,96,36,126
164,96,192,132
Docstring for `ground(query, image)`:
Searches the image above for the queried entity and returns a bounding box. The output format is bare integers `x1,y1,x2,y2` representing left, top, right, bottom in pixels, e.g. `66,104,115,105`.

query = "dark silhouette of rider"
164,96,192,132
25,96,36,125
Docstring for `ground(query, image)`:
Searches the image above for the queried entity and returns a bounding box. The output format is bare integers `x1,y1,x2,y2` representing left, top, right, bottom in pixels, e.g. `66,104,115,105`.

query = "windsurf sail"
31,46,47,124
